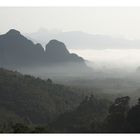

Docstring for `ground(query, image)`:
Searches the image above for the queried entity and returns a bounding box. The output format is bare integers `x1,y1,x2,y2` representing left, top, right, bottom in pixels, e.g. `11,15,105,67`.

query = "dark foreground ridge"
0,68,140,133
0,68,85,126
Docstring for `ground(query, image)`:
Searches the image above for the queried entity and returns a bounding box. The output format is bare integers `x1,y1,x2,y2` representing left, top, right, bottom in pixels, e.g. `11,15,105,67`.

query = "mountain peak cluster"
0,29,87,72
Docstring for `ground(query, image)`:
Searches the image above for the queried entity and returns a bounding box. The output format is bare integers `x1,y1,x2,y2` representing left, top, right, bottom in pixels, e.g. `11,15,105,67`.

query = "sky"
1,7,140,39
1,7,140,71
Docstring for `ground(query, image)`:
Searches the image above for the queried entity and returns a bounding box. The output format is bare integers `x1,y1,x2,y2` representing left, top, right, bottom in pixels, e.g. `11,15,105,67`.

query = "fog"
1,7,140,104
1,7,140,131
70,49,140,72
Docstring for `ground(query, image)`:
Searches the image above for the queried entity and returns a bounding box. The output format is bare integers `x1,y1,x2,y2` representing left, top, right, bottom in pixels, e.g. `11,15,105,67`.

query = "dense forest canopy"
0,68,140,133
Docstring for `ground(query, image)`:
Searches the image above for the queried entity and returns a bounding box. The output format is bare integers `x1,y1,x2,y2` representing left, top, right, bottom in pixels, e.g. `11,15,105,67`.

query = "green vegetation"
49,95,111,133
0,68,84,125
0,68,140,133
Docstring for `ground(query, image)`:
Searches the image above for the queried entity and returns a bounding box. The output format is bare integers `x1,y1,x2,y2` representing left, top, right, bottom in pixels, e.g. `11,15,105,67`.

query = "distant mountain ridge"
27,29,140,49
0,29,92,76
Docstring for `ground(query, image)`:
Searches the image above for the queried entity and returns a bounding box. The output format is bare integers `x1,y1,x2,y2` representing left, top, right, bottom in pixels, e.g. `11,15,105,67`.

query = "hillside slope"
0,68,85,124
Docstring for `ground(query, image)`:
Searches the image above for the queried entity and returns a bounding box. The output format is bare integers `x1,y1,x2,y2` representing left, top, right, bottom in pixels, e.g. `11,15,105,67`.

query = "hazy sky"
1,7,140,71
70,49,140,71
1,7,140,39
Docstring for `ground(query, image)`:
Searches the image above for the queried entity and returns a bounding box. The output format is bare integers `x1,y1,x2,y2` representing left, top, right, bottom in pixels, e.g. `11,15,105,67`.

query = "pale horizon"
1,7,140,40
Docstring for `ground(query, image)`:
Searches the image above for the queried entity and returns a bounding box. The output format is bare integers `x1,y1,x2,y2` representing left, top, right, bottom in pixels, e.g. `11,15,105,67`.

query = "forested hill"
0,68,114,133
0,68,85,125
0,68,140,133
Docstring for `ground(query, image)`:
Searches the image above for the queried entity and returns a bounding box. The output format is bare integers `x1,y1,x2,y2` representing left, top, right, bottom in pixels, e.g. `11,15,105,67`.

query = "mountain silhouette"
0,29,45,68
45,39,84,63
0,29,92,76
28,29,140,50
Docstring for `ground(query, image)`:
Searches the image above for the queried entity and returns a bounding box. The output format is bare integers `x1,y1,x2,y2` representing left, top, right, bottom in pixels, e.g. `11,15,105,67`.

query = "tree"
127,98,140,132
46,78,53,85
104,96,130,132
12,123,32,133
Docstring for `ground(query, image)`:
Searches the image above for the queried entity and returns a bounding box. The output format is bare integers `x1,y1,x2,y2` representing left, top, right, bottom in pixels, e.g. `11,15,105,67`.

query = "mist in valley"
12,47,140,106
69,48,140,104
1,7,140,133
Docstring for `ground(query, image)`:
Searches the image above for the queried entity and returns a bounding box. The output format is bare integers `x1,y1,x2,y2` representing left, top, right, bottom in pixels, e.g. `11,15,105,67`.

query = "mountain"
0,29,45,68
45,39,84,64
0,29,92,77
27,29,140,49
